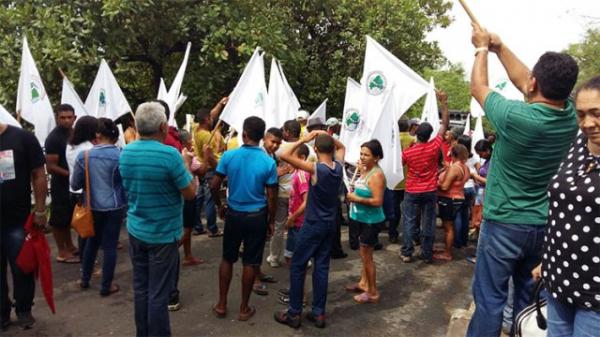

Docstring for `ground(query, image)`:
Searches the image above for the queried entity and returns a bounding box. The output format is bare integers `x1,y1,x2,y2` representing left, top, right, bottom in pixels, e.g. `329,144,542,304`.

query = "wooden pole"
207,119,222,144
458,0,481,28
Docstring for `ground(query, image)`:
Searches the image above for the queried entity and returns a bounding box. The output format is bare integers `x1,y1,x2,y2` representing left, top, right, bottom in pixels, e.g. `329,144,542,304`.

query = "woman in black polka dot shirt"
533,76,600,336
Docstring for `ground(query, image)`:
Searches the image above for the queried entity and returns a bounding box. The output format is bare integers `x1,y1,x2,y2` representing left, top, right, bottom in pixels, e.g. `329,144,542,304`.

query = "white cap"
296,110,309,121
326,117,340,127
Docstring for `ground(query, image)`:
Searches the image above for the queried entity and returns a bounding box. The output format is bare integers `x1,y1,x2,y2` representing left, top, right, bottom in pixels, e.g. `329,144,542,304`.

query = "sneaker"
305,311,326,329
274,310,301,329
168,297,181,311
400,255,412,263
15,311,35,329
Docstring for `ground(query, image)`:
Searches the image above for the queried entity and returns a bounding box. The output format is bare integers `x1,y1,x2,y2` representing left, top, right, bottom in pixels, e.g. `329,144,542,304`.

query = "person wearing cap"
326,118,341,139
306,117,326,133
296,110,310,137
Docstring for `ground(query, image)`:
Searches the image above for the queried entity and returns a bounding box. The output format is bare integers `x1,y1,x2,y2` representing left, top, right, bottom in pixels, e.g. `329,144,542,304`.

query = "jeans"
389,190,404,239
454,187,475,248
547,295,600,337
193,171,217,234
81,209,124,294
502,278,514,332
287,219,335,317
401,191,436,260
1,215,35,320
467,220,545,337
331,200,345,256
129,234,179,337
268,197,289,263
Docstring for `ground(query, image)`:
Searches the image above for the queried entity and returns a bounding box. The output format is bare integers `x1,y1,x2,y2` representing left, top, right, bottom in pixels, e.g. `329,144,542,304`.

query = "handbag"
515,279,547,337
71,150,95,238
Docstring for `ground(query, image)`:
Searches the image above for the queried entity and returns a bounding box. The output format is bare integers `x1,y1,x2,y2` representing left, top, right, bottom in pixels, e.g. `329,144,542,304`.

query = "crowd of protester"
0,26,598,337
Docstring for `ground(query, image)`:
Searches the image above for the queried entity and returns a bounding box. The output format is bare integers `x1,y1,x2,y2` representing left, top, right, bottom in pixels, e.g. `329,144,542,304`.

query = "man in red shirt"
401,91,449,263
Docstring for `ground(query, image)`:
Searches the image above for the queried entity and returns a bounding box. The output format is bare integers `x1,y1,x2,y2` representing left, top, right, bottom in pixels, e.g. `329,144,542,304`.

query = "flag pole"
207,119,222,144
458,0,481,28
58,68,66,79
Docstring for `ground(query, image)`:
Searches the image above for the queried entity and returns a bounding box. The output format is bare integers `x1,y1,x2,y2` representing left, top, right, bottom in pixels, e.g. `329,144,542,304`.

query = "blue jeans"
467,220,545,337
193,171,217,234
454,187,475,248
129,234,179,337
1,215,35,319
547,295,600,337
81,209,124,294
401,191,436,260
287,219,335,317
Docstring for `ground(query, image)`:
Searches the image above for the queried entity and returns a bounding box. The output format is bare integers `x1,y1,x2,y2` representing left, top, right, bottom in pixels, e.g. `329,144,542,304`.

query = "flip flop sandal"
100,283,120,297
209,230,224,238
212,304,227,318
183,257,205,266
345,283,365,293
353,292,379,304
433,253,453,261
260,274,278,283
238,306,256,321
56,256,80,264
253,283,268,296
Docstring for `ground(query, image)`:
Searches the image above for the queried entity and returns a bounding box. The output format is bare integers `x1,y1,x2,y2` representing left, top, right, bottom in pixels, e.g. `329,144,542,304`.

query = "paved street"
4,224,475,337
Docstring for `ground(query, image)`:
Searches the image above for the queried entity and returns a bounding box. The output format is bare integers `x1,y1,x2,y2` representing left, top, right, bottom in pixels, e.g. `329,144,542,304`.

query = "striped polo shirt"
119,140,192,244
402,135,443,194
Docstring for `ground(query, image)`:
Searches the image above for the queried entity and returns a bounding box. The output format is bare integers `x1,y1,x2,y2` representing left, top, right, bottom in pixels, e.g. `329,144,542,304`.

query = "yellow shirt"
227,136,239,151
193,128,222,167
395,132,416,190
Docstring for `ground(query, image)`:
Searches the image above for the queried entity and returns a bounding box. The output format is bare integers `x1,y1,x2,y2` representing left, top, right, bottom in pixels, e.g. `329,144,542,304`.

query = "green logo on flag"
367,71,386,96
30,81,41,103
495,81,507,91
255,92,264,107
344,109,361,131
99,89,106,107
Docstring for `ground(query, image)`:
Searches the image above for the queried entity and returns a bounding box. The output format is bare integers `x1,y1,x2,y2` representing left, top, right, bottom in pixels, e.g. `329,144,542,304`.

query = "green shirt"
395,132,415,190
483,91,578,225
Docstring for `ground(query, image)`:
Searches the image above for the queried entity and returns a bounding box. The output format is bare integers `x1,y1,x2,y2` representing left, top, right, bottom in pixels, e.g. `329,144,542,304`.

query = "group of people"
1,25,598,337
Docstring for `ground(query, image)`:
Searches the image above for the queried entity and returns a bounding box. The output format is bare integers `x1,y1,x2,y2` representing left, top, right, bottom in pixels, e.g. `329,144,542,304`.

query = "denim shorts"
437,197,464,221
222,207,268,266
284,227,301,258
351,219,381,247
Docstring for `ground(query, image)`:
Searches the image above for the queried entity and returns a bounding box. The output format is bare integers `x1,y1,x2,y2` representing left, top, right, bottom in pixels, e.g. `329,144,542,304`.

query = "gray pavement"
3,224,475,337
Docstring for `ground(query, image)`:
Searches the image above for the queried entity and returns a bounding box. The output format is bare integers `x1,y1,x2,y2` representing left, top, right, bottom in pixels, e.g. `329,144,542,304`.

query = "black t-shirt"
0,125,46,222
44,126,70,201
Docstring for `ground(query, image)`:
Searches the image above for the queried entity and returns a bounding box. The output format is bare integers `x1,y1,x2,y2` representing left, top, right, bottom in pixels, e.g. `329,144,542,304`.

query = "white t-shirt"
66,141,94,193
464,156,480,189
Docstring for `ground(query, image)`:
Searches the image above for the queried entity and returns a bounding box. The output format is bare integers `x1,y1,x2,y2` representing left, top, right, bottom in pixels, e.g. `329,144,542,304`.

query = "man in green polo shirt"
466,25,579,337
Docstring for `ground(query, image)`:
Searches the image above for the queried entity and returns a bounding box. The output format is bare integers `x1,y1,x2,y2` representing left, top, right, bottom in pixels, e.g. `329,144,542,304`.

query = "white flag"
362,36,429,128
265,58,300,128
307,98,327,127
220,47,267,139
61,76,88,117
340,77,366,164
164,42,191,126
470,79,523,118
472,115,485,162
16,37,55,145
421,77,440,140
0,104,21,128
372,90,404,189
463,113,471,136
470,97,485,118
84,59,132,121
157,78,168,101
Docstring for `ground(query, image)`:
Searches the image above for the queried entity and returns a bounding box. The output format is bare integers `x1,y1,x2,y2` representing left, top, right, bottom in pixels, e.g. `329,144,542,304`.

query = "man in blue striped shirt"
119,102,196,337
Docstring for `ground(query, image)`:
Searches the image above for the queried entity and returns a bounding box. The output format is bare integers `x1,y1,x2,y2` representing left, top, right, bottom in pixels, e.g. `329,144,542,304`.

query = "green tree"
0,0,452,125
565,27,600,88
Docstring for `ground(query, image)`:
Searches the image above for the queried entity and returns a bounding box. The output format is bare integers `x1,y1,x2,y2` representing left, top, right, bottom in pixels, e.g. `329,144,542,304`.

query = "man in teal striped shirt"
120,102,196,337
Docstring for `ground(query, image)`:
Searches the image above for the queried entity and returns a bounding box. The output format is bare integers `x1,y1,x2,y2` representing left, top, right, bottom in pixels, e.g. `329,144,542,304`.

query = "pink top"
438,162,469,199
288,169,310,228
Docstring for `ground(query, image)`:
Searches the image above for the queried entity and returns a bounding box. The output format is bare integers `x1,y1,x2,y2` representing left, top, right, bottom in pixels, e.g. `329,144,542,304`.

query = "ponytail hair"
97,118,120,142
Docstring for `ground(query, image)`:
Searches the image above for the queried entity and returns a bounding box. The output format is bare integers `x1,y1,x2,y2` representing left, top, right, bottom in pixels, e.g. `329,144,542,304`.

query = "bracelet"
475,47,489,56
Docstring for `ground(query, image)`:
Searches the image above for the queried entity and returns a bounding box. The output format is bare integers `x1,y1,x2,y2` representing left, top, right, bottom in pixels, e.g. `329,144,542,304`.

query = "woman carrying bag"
71,118,126,296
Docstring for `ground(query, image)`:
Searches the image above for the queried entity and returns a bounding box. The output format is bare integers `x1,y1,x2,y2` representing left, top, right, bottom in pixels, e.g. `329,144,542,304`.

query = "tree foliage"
0,0,452,123
565,27,600,88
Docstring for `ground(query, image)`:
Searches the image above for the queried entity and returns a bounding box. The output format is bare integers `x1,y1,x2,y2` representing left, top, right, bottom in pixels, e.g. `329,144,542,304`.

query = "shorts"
351,219,381,247
284,227,301,258
222,207,268,266
49,194,77,229
437,197,464,221
183,199,197,229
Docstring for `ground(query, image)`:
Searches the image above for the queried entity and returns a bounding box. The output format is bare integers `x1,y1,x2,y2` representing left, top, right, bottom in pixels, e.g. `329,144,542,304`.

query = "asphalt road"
3,223,475,337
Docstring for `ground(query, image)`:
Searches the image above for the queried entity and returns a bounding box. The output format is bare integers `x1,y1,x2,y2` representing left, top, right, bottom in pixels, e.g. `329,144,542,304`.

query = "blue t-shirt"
119,140,192,244
305,160,343,222
216,145,278,212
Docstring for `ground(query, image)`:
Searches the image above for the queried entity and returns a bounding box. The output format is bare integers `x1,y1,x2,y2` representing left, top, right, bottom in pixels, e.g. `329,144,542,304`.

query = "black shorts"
222,207,268,266
183,199,197,229
437,197,464,221
49,194,77,229
351,219,381,247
